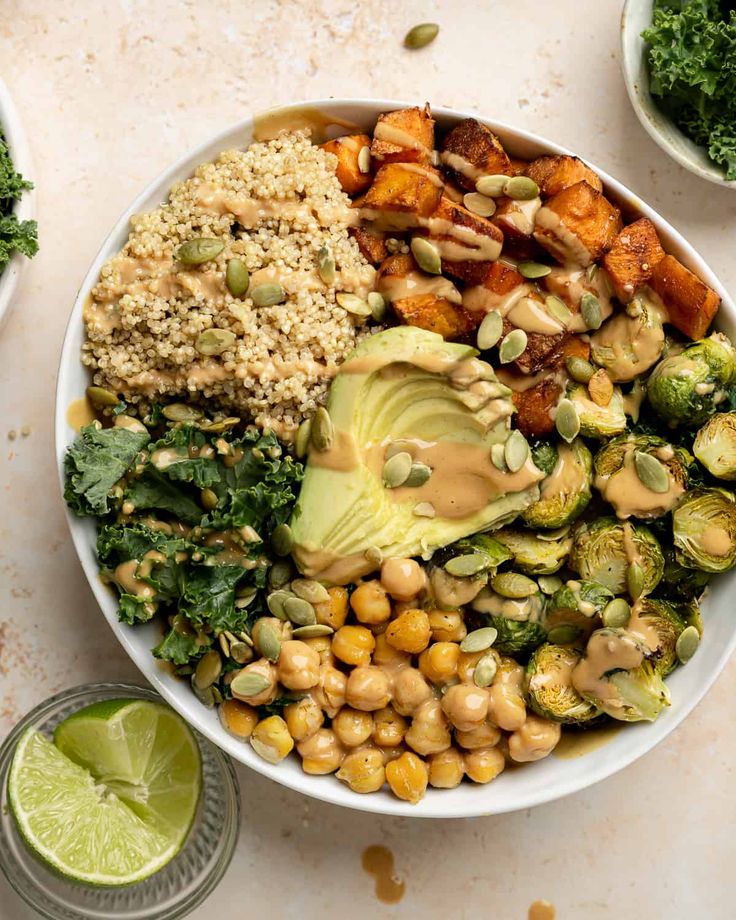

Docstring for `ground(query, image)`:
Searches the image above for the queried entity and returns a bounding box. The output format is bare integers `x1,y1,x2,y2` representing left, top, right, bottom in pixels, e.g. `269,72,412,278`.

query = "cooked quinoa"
82,131,376,435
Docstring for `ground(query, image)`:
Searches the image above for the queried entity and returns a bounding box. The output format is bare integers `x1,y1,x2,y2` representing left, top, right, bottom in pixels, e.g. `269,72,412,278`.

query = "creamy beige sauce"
701,524,731,556
66,397,97,431
554,724,622,759
114,559,155,599
462,281,531,316
396,162,444,188
571,630,644,713
472,589,544,622
528,900,556,920
595,443,683,520
309,428,362,473
426,214,502,262
377,270,462,305
590,310,665,382
506,293,565,335
373,121,431,156
627,600,667,655
539,443,583,503
361,845,406,904
84,297,121,332
252,106,361,143
496,196,542,235
534,206,593,266
439,150,486,182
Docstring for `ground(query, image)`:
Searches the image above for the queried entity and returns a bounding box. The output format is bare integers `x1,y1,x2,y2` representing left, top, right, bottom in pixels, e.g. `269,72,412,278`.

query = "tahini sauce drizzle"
595,441,683,519
528,900,556,920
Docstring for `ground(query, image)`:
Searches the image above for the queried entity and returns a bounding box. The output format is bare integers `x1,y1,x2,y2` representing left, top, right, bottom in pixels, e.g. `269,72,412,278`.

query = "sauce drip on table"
361,845,405,904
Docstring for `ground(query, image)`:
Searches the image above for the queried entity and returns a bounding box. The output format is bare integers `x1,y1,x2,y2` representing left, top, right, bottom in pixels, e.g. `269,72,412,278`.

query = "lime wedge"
8,700,201,886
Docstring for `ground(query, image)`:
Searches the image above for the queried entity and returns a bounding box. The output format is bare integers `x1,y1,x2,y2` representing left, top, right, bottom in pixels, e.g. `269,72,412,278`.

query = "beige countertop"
1,1,735,917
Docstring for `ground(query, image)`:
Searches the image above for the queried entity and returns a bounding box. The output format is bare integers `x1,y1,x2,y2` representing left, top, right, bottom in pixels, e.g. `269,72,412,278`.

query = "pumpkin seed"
537,574,563,595
317,245,336,285
602,597,631,629
565,355,595,384
230,671,271,699
292,624,335,639
410,237,442,275
311,406,334,451
504,430,530,473
555,398,580,443
477,309,503,351
498,328,528,364
580,292,602,330
160,402,202,423
238,630,255,647
218,633,230,657
547,625,581,645
358,145,371,174
251,283,286,307
586,264,598,283
193,650,222,690
191,680,216,708
475,174,509,198
383,451,413,488
284,596,317,626
229,642,254,664
235,589,259,609
268,562,292,589
676,625,700,664
545,294,573,327
254,621,281,662
195,329,236,357
491,571,538,598
518,261,551,279
200,488,218,510
291,578,330,604
86,385,118,408
177,238,225,265
463,192,496,217
365,546,383,565
295,418,312,459
491,442,507,471
633,450,670,494
367,291,387,322
504,176,539,200
445,554,489,578
460,627,498,654
267,590,293,619
588,368,614,407
336,291,371,317
226,258,250,297
404,462,432,487
413,502,436,518
537,525,571,542
271,523,293,557
627,561,645,599
473,652,498,688
404,22,439,49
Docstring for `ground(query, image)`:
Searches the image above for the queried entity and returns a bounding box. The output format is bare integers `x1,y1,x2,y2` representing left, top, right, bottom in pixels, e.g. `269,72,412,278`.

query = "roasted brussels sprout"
657,546,711,601
493,527,572,575
593,434,690,520
590,295,665,382
571,627,670,722
569,518,664,597
522,439,593,530
628,598,685,676
486,616,547,658
647,333,736,427
543,579,615,642
471,587,547,657
566,382,627,439
672,488,736,573
693,412,736,480
526,644,601,724
450,533,513,569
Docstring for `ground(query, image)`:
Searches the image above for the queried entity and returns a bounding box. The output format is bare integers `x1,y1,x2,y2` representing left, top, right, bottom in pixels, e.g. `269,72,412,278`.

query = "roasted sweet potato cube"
534,181,622,266
361,163,444,225
320,134,372,196
556,334,591,365
371,105,435,165
393,293,476,341
649,254,720,340
513,377,561,437
509,157,530,176
602,218,666,301
461,260,525,314
501,318,564,375
525,155,603,197
492,196,543,259
440,118,512,191
423,195,504,284
349,226,388,265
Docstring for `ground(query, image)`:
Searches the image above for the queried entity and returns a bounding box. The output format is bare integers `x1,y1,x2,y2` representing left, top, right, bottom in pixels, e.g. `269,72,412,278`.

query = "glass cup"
0,682,240,920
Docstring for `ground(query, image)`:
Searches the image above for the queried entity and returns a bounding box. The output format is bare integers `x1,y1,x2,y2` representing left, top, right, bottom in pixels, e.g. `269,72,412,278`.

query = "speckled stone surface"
1,2,735,917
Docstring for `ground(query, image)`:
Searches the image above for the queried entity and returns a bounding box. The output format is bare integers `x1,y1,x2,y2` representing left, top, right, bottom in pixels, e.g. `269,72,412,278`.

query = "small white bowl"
0,77,36,329
621,0,736,189
56,98,736,818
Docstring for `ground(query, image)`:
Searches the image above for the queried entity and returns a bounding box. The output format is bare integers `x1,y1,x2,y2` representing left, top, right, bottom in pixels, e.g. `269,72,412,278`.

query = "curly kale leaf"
180,564,253,634
153,626,206,665
64,425,149,516
0,135,37,273
124,469,204,524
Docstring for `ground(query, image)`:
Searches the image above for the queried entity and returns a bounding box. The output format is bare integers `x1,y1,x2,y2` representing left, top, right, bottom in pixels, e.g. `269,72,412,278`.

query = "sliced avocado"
290,326,543,583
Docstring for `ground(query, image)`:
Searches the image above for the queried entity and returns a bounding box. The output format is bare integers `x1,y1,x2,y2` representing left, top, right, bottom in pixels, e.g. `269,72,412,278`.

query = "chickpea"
231,658,277,706
350,580,392,625
277,640,320,691
428,747,465,789
219,699,258,739
372,706,408,748
418,641,460,685
336,747,386,793
457,650,485,684
404,698,451,756
312,664,347,718
488,657,527,731
332,624,375,666
250,715,294,764
372,633,411,670
454,720,502,750
392,667,432,717
428,609,467,643
332,707,374,747
386,608,431,654
284,696,324,742
441,684,489,732
508,714,561,763
380,743,408,764
380,557,426,601
297,728,345,774
314,585,349,630
385,751,428,804
346,665,392,712
463,746,505,784
304,635,334,666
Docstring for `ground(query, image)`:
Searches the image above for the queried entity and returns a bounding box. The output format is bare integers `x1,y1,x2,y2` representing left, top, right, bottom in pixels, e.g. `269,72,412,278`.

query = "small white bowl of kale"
622,0,736,188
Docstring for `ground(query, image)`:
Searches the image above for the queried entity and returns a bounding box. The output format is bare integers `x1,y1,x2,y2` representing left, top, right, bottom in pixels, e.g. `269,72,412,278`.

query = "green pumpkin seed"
292,624,335,639
267,590,293,620
404,462,432,487
445,554,489,578
627,561,645,599
586,264,598,282
504,430,529,473
161,403,203,423
336,291,371,317
200,488,218,510
410,237,442,275
633,451,670,494
86,385,118,408
555,398,580,443
676,625,700,664
226,258,250,297
294,418,312,459
193,650,222,690
198,416,240,433
358,145,371,174
291,578,330,604
413,502,435,518
195,328,236,356
566,355,595,384
460,627,498,654
254,622,281,662
404,22,439,49
463,192,496,217
251,283,286,307
491,442,507,471
473,652,498,688
477,310,503,351
491,571,538,598
537,574,563,595
504,176,539,201
268,562,292,589
545,294,573,327
580,292,602,330
383,451,413,488
601,597,631,629
177,238,225,265
475,174,509,198
283,596,317,626
230,671,271,699
311,406,334,452
537,525,571,542
317,245,336,285
218,633,230,657
229,642,254,664
518,261,551,279
271,523,293,557
235,587,259,609
238,630,255,647
367,291,387,322
498,328,528,364
191,680,216,708
547,625,581,645
365,546,383,565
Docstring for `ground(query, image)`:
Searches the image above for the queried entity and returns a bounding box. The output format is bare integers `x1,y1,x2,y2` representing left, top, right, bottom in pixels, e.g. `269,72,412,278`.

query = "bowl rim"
54,96,736,818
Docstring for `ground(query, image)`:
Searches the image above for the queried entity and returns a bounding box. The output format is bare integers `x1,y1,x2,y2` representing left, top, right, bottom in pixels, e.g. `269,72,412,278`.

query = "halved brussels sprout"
566,383,627,439
493,527,572,575
693,412,736,480
657,546,711,601
543,579,614,642
593,434,690,520
485,616,547,658
526,644,601,724
590,296,665,382
672,487,736,573
471,587,547,657
647,333,736,427
450,533,513,568
569,517,664,596
571,627,670,722
628,598,685,676
522,439,593,530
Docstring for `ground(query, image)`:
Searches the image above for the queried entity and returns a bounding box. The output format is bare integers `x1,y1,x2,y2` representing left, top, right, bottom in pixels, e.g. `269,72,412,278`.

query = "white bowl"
55,98,736,817
0,77,36,328
621,0,736,189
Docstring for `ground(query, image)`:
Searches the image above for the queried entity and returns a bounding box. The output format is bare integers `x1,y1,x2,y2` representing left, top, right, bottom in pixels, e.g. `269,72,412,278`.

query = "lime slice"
8,700,201,886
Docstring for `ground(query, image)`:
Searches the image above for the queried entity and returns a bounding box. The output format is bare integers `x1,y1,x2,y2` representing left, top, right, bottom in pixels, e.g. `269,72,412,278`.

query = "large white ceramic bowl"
55,98,736,817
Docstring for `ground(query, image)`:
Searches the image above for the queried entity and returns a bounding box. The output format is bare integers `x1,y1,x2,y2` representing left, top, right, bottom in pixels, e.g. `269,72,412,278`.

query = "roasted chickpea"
312,664,347,718
404,698,451,756
428,747,465,789
488,657,527,731
380,743,408,764
380,558,426,601
277,640,320,691
332,707,374,747
336,747,386,793
392,667,433,717
231,658,278,706
372,632,411,670
463,746,505,784
332,624,375,666
314,585,349,630
428,609,467,643
508,714,561,763
350,580,392,625
454,720,502,750
284,696,324,742
304,635,334,666
441,684,489,732
386,608,431,654
297,728,345,774
372,706,408,748
250,715,294,764
418,641,460,685
385,751,428,804
456,650,485,683
346,665,392,711
219,699,258,739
